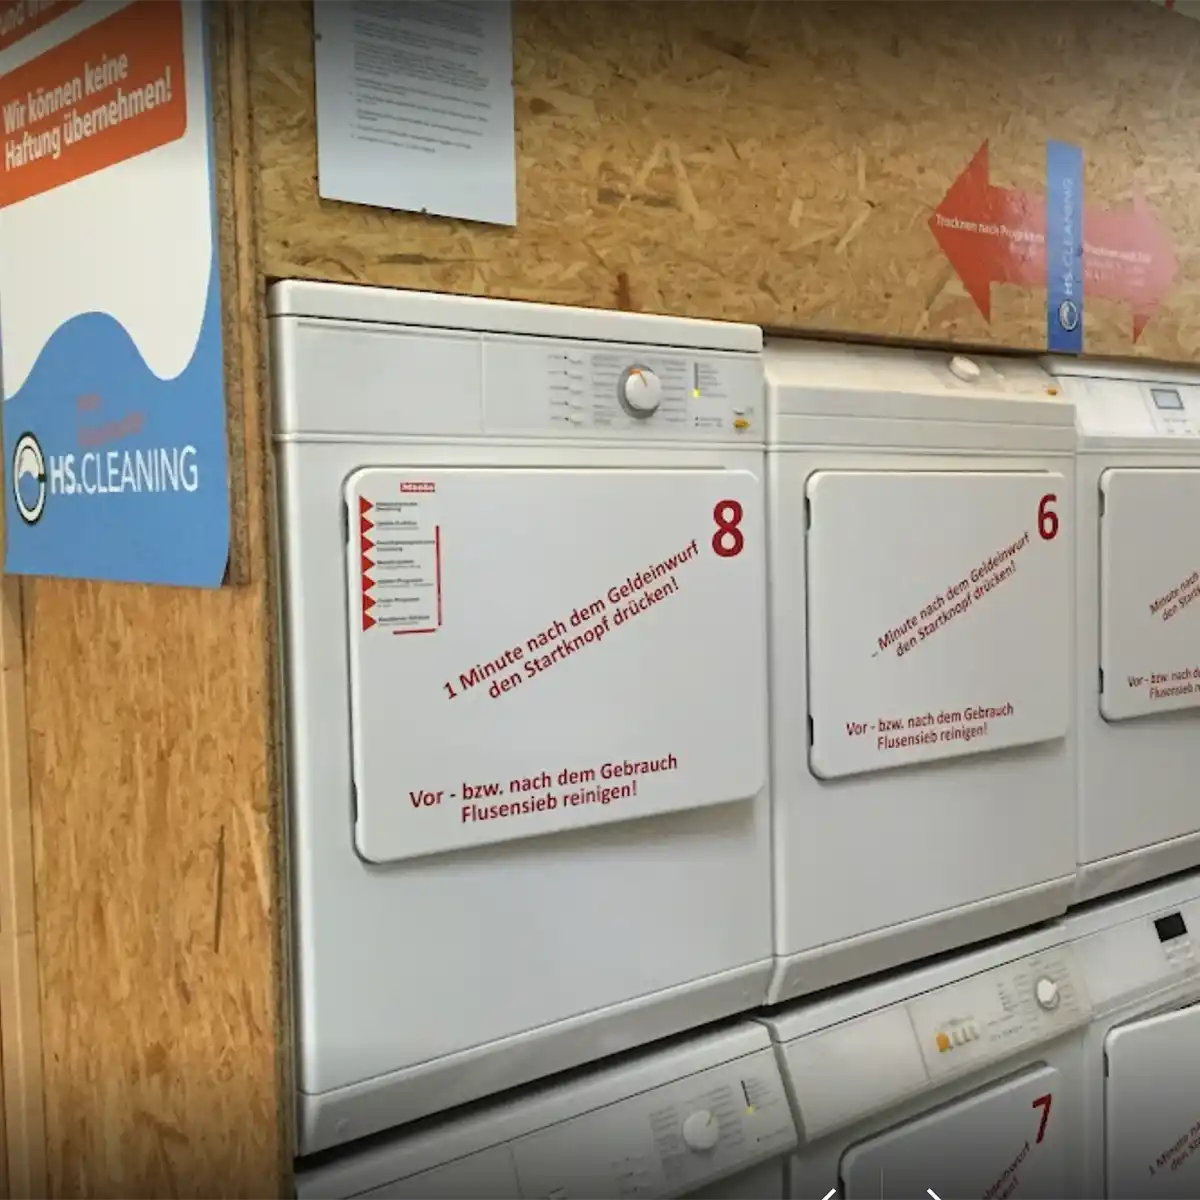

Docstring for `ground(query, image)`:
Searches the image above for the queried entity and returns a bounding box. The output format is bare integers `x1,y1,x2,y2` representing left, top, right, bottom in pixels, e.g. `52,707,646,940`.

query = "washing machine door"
839,1065,1065,1199
1104,1000,1200,1198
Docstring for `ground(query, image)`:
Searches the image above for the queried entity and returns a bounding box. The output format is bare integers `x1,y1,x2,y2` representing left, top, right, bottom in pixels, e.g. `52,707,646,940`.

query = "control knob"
1034,977,1060,1011
619,366,663,418
681,1109,720,1152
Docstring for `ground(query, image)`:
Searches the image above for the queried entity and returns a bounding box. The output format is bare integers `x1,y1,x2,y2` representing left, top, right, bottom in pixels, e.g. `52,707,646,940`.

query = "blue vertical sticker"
1046,140,1084,354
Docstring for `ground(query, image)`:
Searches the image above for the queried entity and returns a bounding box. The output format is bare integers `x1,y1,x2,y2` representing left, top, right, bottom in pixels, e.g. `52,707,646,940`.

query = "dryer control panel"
777,946,1091,1142
1075,896,1200,1014
1061,374,1200,440
482,337,763,439
508,1045,796,1198
907,949,1088,1083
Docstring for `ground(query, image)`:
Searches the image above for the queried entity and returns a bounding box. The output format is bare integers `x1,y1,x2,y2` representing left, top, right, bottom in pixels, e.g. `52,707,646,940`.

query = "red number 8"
712,500,745,558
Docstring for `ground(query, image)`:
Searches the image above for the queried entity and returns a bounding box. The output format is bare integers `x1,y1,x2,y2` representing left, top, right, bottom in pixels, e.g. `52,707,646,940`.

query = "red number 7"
1032,1093,1052,1144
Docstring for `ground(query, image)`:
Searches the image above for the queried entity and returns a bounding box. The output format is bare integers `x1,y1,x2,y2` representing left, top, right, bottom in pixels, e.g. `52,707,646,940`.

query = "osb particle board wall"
18,5,288,1198
251,0,1200,361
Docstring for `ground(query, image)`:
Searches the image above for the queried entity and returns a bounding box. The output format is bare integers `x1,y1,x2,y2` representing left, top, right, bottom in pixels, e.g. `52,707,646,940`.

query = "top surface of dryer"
1044,356,1200,447
295,1022,797,1200
766,341,1072,439
269,280,764,351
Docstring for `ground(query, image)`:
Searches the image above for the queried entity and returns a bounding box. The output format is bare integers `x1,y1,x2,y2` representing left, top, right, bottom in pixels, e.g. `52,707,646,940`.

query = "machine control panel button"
618,365,663,418
1035,977,1060,1011
681,1109,720,1152
949,355,981,382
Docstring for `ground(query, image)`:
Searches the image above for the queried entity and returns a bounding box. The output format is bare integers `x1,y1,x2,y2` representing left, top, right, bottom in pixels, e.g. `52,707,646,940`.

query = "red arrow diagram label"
930,141,1177,340
360,498,376,631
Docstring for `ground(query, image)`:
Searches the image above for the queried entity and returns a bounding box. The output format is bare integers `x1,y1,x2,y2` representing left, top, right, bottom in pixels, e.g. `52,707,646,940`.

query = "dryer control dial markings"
681,1109,720,1152
619,366,663,417
1034,977,1060,1010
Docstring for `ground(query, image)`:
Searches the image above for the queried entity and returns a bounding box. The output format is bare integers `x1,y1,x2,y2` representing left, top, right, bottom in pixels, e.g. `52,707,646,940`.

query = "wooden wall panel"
19,6,288,1197
0,565,45,1200
249,0,1200,362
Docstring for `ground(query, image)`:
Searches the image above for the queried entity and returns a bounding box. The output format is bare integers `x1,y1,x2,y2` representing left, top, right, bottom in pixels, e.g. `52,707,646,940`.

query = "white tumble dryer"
270,282,773,1154
295,1021,799,1200
764,341,1077,1001
1067,869,1200,1199
759,922,1092,1199
1043,357,1200,902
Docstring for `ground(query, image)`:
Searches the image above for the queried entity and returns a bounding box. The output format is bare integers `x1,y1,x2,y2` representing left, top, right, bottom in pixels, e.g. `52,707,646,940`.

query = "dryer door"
805,470,1070,780
1104,1001,1200,1198
839,1065,1066,1199
1099,468,1200,723
344,465,767,863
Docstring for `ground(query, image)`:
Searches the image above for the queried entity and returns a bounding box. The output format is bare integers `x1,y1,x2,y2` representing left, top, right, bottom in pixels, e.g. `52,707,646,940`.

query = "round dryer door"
1105,1001,1200,1198
839,1065,1066,1199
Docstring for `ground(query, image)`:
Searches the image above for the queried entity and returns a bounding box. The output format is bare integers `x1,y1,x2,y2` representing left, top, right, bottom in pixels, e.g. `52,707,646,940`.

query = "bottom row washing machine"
295,1022,799,1199
765,922,1091,1200
1068,870,1200,1200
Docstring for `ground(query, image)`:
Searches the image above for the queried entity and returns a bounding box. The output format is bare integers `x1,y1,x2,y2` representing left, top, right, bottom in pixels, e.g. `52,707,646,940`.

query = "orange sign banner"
0,0,81,52
0,0,187,209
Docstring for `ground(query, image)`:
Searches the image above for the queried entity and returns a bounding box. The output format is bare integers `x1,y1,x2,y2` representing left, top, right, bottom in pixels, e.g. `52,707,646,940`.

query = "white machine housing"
295,1021,798,1200
270,283,774,1154
1068,870,1200,1199
760,921,1092,1199
765,342,1078,1001
1045,357,1200,902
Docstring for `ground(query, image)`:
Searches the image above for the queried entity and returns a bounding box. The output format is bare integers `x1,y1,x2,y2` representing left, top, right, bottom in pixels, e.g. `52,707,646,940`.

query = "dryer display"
346,465,766,861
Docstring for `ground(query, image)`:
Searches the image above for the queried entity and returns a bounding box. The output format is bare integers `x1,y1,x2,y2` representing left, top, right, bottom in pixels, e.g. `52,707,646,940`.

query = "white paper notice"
313,0,516,226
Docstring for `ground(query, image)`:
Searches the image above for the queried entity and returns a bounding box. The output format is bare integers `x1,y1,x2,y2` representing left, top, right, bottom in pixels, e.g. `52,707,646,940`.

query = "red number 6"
1038,494,1059,542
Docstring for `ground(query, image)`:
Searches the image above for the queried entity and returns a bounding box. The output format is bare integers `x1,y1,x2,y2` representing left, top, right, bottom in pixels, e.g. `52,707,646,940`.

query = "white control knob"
619,366,663,417
681,1109,721,1152
1035,977,1060,1011
949,355,981,382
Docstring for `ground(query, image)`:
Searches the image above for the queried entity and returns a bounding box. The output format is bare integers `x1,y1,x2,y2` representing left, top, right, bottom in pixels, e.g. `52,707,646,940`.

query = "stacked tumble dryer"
1043,357,1200,901
763,341,1078,1000
271,283,775,1158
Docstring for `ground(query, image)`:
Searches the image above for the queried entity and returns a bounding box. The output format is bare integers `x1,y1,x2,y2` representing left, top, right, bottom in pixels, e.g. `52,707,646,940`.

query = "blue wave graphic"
3,256,230,587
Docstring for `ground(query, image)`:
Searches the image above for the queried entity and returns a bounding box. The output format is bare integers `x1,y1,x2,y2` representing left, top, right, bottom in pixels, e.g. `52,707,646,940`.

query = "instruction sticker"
1099,467,1200,722
805,469,1071,779
344,466,768,862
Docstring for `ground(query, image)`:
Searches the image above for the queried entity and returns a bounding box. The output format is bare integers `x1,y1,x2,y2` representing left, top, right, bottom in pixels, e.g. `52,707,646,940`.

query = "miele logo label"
399,482,436,493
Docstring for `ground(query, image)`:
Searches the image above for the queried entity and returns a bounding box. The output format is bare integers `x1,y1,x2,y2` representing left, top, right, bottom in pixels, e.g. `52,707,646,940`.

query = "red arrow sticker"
930,140,1177,341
